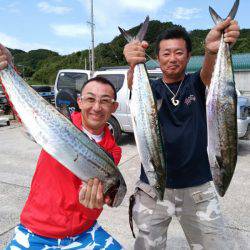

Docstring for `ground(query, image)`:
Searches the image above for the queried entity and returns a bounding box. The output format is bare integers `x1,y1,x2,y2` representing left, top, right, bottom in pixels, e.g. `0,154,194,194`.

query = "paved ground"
0,121,250,249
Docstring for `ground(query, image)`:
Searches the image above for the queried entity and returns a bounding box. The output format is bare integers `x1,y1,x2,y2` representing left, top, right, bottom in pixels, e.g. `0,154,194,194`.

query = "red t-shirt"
20,112,122,238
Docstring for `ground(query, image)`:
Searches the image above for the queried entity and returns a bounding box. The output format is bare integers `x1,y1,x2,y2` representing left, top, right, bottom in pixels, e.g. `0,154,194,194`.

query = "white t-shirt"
82,127,104,143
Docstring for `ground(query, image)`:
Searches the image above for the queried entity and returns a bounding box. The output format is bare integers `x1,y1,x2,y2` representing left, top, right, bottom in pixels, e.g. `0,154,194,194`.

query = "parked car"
54,67,161,142
31,85,55,104
0,84,11,114
0,116,10,126
54,68,249,142
237,91,249,138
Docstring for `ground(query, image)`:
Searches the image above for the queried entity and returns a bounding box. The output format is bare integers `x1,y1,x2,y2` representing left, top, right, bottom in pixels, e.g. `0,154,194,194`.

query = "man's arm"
201,17,240,86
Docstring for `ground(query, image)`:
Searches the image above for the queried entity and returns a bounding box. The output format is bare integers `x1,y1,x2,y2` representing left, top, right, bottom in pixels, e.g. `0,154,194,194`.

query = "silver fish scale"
206,36,237,197
4,68,113,167
130,63,166,199
0,66,126,207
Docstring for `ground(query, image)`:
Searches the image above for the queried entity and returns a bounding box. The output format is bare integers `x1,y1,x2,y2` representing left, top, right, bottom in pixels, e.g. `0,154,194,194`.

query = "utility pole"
90,0,95,72
88,47,92,71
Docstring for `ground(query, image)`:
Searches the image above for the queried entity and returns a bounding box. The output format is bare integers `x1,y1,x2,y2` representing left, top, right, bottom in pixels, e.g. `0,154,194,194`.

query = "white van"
55,67,249,141
54,67,162,142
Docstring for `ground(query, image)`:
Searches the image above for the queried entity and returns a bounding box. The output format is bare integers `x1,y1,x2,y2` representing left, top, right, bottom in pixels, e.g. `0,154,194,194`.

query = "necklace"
162,78,185,106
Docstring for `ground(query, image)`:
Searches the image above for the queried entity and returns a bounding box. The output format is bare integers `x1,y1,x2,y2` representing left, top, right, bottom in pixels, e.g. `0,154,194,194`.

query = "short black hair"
80,76,117,100
156,25,192,55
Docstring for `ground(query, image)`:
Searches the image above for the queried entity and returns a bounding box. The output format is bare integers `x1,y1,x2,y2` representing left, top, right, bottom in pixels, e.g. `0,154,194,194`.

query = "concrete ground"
0,121,250,249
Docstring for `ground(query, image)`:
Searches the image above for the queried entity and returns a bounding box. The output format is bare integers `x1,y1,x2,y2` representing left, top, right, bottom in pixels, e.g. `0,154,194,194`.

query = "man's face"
77,81,118,134
157,38,191,81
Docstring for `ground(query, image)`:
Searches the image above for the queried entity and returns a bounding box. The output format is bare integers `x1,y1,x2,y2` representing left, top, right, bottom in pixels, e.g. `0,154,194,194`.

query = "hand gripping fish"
0,66,127,207
119,17,166,201
206,0,239,197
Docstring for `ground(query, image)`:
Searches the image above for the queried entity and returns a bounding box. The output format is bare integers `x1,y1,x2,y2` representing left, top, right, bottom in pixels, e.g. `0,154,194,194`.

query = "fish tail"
209,0,239,24
118,16,149,42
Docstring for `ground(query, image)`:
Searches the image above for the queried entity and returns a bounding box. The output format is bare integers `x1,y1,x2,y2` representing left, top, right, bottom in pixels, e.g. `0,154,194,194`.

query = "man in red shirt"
0,44,123,249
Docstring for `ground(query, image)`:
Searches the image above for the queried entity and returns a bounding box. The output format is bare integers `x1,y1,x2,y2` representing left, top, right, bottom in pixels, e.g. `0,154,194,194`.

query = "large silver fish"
0,65,127,207
206,0,239,197
119,17,166,200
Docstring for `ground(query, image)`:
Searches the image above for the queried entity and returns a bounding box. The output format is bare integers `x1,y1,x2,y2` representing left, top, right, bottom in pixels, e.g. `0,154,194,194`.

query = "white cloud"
38,1,72,14
172,7,201,20
0,2,21,14
118,0,165,11
0,32,54,52
50,24,90,38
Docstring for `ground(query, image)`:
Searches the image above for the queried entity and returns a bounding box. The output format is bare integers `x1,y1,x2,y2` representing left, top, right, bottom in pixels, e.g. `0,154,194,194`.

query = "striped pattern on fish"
131,63,166,200
206,0,238,197
119,16,166,200
0,65,127,207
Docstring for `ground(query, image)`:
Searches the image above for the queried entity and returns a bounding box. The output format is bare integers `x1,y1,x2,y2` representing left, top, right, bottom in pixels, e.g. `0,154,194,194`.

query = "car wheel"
6,120,10,126
107,116,122,143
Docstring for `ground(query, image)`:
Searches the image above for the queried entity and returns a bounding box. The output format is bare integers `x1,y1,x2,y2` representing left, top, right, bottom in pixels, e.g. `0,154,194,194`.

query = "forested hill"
9,20,250,85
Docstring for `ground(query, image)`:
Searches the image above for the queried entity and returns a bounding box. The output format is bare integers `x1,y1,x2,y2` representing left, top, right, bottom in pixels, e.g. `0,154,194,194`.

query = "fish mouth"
105,181,120,207
105,179,127,207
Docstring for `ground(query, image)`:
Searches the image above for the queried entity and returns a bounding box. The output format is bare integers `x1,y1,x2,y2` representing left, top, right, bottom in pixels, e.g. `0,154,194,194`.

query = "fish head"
105,178,127,207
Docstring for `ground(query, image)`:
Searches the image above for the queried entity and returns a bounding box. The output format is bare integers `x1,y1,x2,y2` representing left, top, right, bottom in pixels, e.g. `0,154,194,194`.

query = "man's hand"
123,40,148,89
205,17,240,55
123,40,148,67
0,44,13,70
79,178,111,209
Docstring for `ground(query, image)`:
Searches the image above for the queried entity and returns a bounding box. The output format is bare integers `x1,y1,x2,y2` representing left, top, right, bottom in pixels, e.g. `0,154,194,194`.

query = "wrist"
205,48,217,56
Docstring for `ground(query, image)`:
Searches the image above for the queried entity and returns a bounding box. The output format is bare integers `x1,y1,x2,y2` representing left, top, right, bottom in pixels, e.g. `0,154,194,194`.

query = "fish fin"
156,98,163,111
129,90,132,100
209,0,239,24
215,155,223,168
118,27,133,43
227,0,240,19
135,16,150,42
129,194,136,238
21,124,37,143
209,7,223,24
149,158,164,200
133,116,137,127
118,16,150,43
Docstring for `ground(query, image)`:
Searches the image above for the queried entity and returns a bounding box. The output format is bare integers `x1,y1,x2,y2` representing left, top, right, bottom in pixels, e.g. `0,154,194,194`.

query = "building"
146,53,250,99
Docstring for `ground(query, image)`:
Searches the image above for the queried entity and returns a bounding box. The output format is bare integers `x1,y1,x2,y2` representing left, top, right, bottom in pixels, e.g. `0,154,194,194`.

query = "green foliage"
9,21,250,85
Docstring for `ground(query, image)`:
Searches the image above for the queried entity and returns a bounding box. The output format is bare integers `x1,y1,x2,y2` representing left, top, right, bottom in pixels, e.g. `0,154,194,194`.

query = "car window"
57,72,88,92
96,74,124,93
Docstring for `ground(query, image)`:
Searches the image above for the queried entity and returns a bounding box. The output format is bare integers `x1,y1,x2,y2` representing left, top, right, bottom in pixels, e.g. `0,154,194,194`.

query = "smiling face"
77,80,118,135
157,38,191,83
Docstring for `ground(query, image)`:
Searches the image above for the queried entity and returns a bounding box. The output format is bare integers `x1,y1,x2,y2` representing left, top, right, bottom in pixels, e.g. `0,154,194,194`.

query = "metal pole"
89,47,91,71
90,0,95,72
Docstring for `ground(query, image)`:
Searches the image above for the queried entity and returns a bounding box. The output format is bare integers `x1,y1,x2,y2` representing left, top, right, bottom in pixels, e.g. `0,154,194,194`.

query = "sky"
0,0,249,55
